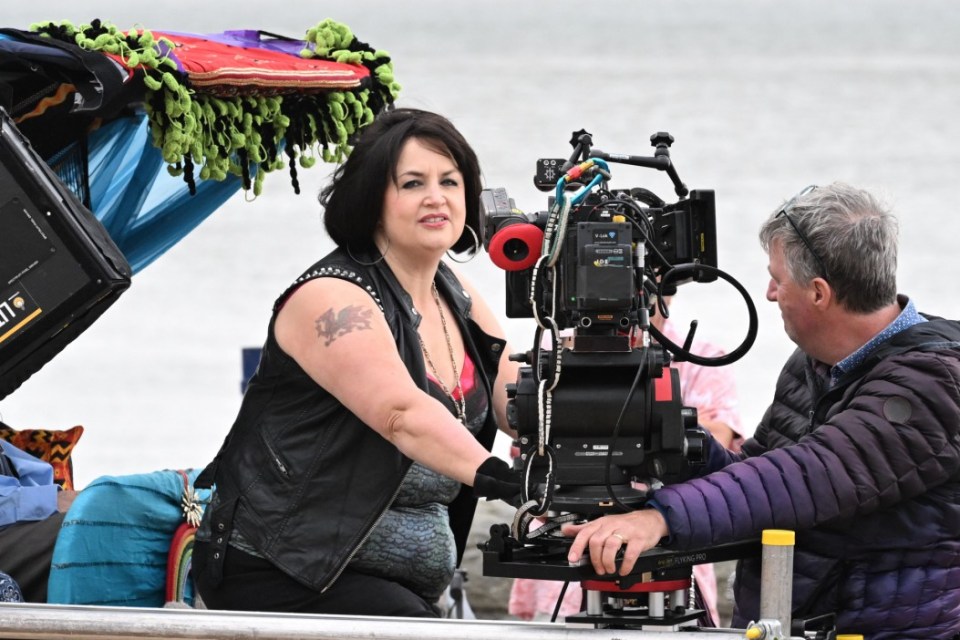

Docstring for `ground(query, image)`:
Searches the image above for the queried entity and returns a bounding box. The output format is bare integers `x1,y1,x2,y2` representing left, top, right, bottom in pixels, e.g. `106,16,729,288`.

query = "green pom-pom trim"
31,18,398,195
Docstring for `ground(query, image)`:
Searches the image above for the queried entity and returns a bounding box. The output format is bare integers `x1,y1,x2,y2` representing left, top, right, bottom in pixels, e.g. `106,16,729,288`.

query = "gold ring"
611,532,626,544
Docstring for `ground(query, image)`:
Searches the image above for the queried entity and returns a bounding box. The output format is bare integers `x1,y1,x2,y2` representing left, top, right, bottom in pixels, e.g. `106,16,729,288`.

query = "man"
564,183,960,639
0,437,73,602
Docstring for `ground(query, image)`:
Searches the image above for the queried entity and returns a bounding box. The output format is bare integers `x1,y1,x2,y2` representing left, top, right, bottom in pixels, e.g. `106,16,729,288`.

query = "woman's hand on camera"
472,456,522,506
561,510,669,576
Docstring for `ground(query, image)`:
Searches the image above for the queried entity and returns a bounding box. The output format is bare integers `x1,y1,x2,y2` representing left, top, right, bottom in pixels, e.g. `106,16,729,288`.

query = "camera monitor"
0,108,131,400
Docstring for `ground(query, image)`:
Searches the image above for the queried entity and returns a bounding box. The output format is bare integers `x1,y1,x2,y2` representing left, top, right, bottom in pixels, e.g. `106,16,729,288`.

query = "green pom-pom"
332,119,347,142
302,18,355,58
32,18,396,193
92,33,115,49
210,98,228,117
209,165,228,181
223,99,240,119
182,114,199,136
201,102,217,123
164,94,183,118
161,144,181,164
334,50,362,65
161,72,181,92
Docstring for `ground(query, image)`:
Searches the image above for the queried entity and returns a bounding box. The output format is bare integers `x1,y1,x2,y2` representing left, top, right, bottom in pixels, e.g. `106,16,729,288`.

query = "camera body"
483,184,717,330
509,348,703,514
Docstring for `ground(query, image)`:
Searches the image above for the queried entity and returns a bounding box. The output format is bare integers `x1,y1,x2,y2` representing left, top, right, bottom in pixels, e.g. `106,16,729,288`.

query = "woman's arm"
274,277,491,485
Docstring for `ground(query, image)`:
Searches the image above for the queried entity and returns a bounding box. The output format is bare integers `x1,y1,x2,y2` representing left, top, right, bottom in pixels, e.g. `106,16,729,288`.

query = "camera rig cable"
542,158,610,267
520,159,612,520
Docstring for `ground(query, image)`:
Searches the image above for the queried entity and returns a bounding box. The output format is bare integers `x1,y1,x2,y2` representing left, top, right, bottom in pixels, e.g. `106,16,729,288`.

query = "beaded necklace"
418,283,467,425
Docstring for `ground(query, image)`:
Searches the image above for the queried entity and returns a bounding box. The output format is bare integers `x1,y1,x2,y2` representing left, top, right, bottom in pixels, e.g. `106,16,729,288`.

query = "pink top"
424,351,476,400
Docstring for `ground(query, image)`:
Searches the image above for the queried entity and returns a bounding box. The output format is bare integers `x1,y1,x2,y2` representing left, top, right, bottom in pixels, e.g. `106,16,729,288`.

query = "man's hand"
561,509,669,576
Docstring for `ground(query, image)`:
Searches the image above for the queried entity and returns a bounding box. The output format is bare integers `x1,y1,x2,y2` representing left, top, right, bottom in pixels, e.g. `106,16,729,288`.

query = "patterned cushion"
0,425,83,490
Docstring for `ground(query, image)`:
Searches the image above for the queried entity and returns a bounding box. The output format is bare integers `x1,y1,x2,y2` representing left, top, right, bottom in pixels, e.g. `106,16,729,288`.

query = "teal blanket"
48,469,207,607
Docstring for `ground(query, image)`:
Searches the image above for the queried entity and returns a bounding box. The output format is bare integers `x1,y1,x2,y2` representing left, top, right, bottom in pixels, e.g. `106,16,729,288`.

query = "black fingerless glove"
473,456,522,507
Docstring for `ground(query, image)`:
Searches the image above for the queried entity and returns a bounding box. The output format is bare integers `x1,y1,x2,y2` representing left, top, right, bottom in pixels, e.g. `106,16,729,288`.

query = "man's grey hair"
758,182,898,313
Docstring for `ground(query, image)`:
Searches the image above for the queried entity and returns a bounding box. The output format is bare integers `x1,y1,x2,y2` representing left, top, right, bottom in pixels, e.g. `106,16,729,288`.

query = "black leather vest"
196,248,505,591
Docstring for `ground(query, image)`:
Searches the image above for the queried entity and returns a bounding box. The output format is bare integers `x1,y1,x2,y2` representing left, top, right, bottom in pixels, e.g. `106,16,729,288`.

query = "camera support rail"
482,524,760,628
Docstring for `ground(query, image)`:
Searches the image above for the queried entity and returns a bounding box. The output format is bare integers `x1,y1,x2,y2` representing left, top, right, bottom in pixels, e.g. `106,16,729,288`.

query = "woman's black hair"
319,108,483,255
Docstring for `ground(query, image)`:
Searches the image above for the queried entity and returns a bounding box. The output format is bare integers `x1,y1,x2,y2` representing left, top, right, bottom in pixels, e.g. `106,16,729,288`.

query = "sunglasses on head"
775,185,829,282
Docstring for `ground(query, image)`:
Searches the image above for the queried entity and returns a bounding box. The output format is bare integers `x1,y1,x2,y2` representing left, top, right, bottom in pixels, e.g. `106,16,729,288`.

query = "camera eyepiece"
487,222,543,271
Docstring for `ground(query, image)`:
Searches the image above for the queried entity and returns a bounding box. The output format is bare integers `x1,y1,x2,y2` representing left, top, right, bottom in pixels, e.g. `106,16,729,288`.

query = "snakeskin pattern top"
349,354,489,600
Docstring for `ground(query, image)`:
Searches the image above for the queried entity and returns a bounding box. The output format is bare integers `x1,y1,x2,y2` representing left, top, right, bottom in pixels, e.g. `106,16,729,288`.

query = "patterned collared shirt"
829,296,926,387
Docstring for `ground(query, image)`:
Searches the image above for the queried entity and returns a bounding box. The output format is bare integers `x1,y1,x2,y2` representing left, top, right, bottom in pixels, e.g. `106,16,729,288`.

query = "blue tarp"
83,114,242,273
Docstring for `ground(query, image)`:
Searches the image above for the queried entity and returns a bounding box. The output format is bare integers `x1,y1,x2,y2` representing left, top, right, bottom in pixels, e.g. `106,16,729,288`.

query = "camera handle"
649,263,759,367
562,129,688,198
561,129,594,173
589,149,689,199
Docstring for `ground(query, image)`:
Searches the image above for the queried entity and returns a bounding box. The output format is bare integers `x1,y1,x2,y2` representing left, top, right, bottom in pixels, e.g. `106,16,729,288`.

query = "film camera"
481,130,758,519
478,132,760,628
485,131,717,333
481,130,757,625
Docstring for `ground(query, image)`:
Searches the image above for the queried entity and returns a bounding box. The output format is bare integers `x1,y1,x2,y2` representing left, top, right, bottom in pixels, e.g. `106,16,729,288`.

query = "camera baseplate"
481,524,760,628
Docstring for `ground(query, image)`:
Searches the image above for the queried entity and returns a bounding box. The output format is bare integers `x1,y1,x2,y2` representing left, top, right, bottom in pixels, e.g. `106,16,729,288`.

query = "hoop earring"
346,239,389,266
446,225,480,264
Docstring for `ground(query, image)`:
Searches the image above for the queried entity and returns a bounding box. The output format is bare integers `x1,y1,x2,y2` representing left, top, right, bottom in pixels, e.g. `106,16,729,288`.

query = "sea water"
2,0,959,488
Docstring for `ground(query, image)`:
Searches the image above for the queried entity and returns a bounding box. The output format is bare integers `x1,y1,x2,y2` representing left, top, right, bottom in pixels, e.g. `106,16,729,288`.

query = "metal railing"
0,602,753,640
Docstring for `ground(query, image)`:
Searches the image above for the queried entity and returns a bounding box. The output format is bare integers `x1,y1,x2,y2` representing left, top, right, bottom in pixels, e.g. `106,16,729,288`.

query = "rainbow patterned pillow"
0,425,83,490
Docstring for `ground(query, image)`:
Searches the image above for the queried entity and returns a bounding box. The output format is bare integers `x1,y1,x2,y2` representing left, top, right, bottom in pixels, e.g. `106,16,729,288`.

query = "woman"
192,108,521,617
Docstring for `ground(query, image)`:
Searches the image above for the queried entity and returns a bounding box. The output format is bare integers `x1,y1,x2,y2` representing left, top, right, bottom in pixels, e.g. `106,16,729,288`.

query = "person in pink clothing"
508,307,746,625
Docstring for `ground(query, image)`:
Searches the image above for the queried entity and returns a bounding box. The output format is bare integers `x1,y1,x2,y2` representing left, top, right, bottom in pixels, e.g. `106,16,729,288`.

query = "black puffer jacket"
195,249,505,591
655,313,960,639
